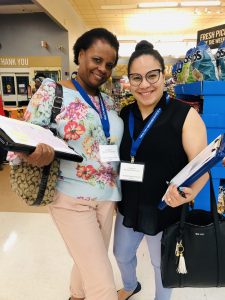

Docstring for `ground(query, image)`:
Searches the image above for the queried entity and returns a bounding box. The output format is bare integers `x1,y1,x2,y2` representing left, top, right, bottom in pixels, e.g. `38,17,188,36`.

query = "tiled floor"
0,212,225,300
0,165,225,300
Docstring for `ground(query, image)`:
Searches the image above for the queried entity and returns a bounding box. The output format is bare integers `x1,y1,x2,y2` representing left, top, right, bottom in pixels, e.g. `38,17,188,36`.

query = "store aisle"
0,212,225,300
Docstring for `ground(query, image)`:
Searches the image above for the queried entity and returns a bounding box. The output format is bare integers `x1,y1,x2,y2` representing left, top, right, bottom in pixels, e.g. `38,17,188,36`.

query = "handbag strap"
49,82,63,136
209,174,223,286
33,164,51,206
179,174,218,232
50,83,63,124
32,83,63,205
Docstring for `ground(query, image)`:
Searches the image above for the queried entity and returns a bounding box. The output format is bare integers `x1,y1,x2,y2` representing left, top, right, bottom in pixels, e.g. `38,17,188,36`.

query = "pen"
167,181,186,198
177,187,186,198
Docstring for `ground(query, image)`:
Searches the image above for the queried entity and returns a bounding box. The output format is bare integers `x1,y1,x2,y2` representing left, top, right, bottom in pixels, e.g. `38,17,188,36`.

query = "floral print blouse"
24,78,124,202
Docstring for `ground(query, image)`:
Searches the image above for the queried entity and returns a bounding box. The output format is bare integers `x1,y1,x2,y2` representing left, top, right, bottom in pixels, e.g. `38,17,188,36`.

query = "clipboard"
158,133,225,210
0,116,83,163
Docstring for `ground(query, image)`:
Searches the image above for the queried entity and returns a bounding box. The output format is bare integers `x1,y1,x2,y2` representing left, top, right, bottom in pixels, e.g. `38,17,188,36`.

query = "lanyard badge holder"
72,79,120,163
120,95,169,182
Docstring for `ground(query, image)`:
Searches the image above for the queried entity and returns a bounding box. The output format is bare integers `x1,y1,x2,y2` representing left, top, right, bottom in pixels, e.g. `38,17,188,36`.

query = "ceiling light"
194,8,201,14
126,11,194,33
205,8,212,13
180,1,221,7
101,4,137,9
138,2,178,8
101,1,221,10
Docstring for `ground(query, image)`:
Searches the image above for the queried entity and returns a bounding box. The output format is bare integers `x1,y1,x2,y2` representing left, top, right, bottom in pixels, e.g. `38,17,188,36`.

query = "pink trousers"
48,191,118,300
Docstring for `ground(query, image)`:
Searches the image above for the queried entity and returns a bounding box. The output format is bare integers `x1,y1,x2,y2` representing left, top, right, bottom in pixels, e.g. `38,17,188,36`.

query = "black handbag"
161,175,225,288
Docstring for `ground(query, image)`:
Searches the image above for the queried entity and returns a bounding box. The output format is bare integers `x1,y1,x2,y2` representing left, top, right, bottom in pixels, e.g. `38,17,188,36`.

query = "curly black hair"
73,28,119,66
34,73,46,81
128,40,165,75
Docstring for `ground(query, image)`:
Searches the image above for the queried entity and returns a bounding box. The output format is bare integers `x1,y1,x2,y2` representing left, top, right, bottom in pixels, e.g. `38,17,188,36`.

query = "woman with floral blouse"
15,28,123,300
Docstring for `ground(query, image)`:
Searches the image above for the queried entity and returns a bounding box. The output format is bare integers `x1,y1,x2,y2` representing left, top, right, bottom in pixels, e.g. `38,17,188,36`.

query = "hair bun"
135,40,154,51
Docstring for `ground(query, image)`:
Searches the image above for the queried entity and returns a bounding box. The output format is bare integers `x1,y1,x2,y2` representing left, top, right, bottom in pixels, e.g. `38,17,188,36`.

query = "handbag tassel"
175,241,188,274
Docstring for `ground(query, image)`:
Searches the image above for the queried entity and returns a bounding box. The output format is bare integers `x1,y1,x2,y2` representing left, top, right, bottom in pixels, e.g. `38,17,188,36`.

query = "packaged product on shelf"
216,40,225,81
191,40,219,81
171,63,178,82
217,184,225,214
165,77,176,99
119,94,135,110
176,60,184,84
181,47,196,83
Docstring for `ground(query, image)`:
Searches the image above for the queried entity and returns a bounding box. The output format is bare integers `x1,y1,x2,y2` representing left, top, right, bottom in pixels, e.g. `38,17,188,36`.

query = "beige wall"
35,0,87,75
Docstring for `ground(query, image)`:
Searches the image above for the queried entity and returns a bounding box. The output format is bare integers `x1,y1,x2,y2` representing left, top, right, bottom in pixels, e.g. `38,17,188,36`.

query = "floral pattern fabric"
24,78,124,201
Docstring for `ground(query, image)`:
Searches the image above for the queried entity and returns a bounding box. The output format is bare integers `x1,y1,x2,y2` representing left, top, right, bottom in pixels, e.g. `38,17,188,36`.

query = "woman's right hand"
162,184,193,208
17,143,55,168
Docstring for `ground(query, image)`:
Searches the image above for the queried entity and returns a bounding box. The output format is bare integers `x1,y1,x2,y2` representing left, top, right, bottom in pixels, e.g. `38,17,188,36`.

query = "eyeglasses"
128,69,162,87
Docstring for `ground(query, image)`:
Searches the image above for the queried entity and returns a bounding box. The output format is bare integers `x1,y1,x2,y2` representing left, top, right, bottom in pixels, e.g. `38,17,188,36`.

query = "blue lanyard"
129,95,170,163
72,79,110,142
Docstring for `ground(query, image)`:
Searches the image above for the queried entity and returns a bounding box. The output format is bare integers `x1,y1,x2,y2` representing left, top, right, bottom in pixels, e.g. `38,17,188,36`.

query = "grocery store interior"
0,0,225,299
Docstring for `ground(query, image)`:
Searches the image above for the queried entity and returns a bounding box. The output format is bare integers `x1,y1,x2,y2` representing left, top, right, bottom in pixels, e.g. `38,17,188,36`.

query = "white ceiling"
1,0,224,42
69,0,225,43
0,0,224,57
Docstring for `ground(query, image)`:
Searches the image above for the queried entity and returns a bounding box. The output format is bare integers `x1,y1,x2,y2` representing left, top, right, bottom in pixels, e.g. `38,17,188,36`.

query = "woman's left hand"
162,184,193,207
17,143,55,168
222,158,225,166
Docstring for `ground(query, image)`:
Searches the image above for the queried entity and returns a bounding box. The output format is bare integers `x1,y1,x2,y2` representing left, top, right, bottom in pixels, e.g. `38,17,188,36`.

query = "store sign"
197,24,225,49
0,57,29,67
0,56,61,67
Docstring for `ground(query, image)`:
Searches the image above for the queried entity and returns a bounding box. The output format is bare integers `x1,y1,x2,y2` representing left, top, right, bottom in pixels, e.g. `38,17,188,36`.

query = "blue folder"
158,133,225,210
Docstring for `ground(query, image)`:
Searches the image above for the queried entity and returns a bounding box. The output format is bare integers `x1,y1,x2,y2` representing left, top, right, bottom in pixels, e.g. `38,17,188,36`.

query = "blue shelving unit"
175,81,225,210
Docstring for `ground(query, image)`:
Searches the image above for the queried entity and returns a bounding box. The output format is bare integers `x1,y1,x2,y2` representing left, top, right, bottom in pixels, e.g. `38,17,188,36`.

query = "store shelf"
175,81,225,114
201,114,225,143
175,81,225,96
175,81,225,211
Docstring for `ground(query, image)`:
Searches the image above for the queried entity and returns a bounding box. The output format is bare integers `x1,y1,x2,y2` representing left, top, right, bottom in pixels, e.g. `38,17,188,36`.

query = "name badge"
119,162,145,182
99,145,120,162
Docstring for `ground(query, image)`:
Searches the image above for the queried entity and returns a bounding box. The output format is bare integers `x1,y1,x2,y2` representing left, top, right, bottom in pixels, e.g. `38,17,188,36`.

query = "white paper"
0,115,78,155
170,135,223,186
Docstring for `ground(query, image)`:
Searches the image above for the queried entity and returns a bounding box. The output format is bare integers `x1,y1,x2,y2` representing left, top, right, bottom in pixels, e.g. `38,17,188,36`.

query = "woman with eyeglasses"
113,40,209,300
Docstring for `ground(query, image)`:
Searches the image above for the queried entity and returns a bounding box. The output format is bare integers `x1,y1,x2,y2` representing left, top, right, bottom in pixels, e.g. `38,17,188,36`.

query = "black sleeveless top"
118,93,191,235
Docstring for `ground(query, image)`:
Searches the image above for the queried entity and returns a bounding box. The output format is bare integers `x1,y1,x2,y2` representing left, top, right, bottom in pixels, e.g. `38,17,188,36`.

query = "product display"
181,48,196,83
216,40,225,81
170,40,225,85
191,40,219,81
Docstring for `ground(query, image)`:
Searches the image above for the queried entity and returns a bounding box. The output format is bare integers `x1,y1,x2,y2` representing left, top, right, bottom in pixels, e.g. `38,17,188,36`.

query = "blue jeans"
113,212,172,300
